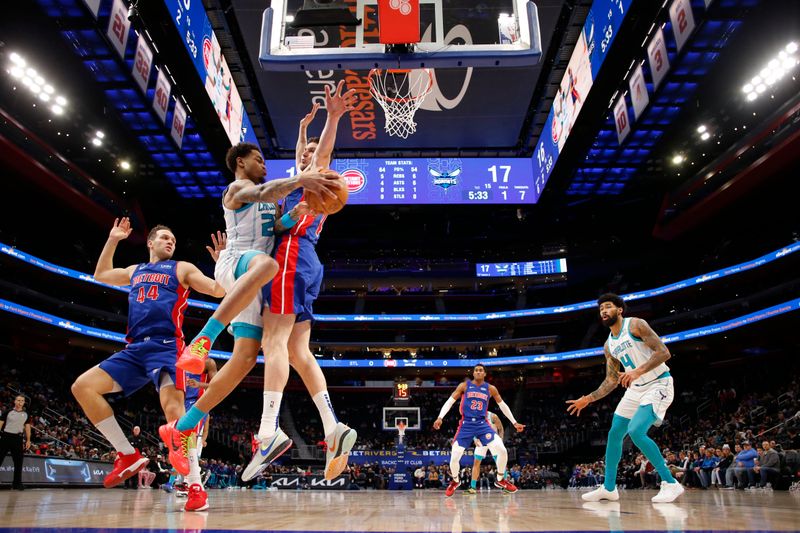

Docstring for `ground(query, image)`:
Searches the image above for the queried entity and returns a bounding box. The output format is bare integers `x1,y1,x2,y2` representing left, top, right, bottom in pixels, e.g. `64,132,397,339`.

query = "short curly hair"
225,142,261,174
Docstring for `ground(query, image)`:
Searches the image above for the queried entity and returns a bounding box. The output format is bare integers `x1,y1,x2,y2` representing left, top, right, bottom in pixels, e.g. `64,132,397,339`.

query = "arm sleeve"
437,397,456,420
497,401,518,425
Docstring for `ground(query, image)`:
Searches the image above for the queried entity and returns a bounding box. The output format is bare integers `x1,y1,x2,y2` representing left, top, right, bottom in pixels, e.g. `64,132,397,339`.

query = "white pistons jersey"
607,317,669,387
220,192,278,256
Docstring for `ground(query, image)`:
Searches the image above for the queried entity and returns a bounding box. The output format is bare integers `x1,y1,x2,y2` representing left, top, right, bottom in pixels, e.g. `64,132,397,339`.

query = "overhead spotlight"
700,132,710,141
34,75,44,86
91,137,102,146
787,42,798,54
285,15,295,22
25,67,37,78
746,92,757,101
43,84,54,94
672,154,684,165
95,131,105,139
38,92,50,102
120,160,131,170
51,104,64,115
741,83,752,93
696,125,707,134
9,52,25,66
29,84,41,94
756,83,766,93
55,96,67,106
9,66,23,78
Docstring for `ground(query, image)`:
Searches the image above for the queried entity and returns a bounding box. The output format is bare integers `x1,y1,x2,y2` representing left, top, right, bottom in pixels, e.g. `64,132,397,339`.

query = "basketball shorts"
614,374,674,426
215,249,265,340
454,420,496,449
264,239,323,323
99,337,182,397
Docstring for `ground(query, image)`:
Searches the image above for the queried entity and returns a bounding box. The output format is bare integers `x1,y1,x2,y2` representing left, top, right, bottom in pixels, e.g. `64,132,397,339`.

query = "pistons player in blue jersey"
433,364,525,497
71,218,225,490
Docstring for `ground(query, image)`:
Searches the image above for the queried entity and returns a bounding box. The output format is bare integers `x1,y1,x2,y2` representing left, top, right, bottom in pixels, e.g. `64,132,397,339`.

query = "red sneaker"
184,484,209,512
103,449,149,488
494,478,518,493
177,336,211,374
445,480,460,497
159,420,195,476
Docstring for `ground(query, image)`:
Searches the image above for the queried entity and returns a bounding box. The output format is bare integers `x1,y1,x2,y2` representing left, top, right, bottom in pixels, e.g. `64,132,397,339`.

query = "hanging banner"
647,27,670,90
170,99,187,148
132,37,153,94
703,0,714,9
614,96,630,145
669,0,696,53
629,63,650,121
82,0,101,18
106,0,131,59
152,69,171,124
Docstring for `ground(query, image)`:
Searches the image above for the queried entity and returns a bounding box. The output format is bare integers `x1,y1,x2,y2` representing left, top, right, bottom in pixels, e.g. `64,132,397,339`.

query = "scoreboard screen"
266,158,538,205
476,258,568,278
393,381,411,402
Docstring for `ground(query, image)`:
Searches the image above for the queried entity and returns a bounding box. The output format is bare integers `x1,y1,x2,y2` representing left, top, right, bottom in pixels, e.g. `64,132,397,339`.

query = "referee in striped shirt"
0,395,31,490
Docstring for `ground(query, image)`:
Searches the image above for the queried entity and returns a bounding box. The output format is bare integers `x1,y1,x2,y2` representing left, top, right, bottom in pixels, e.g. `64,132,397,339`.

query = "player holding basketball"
243,80,359,482
161,144,334,478
434,364,524,497
566,293,684,503
70,219,225,489
467,411,504,493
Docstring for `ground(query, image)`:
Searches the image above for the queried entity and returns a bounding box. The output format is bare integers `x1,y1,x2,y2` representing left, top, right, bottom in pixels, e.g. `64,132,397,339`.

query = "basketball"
305,171,348,215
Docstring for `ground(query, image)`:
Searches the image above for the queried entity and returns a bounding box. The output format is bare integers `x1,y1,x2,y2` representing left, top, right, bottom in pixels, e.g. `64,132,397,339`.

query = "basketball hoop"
368,68,433,138
396,421,407,437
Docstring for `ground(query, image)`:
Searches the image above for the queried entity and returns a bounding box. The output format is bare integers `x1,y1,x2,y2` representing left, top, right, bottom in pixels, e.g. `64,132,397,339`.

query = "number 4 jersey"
607,317,669,387
126,260,189,342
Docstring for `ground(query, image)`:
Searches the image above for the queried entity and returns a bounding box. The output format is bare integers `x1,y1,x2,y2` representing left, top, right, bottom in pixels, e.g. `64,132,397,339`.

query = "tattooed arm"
565,343,621,416
223,170,339,210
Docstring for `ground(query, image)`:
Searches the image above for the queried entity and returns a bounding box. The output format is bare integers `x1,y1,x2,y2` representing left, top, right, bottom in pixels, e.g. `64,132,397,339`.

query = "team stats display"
265,158,538,205
476,258,568,278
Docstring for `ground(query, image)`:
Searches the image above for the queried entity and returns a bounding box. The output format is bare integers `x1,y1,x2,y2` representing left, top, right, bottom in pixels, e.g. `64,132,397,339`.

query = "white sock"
186,447,202,487
312,390,338,438
258,391,283,439
96,416,136,455
196,437,204,458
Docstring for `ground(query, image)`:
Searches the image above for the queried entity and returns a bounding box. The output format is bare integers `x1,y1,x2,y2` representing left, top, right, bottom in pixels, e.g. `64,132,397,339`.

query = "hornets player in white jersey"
160,142,338,483
468,411,504,493
566,293,684,503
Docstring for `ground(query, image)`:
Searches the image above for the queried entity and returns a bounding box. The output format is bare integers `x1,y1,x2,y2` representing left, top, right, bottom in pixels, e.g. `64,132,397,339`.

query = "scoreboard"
476,258,568,278
393,380,411,404
266,158,539,205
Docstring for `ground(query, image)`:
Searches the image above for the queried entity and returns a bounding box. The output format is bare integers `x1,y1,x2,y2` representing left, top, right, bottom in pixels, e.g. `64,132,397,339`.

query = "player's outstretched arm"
433,382,466,430
94,217,136,286
619,318,672,387
312,80,357,169
230,169,341,205
275,201,316,235
296,103,320,170
205,231,227,263
178,262,225,298
566,343,620,416
489,385,525,432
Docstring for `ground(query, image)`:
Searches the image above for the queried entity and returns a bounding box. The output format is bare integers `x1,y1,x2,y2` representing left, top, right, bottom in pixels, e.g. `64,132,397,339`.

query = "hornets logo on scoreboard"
428,158,462,190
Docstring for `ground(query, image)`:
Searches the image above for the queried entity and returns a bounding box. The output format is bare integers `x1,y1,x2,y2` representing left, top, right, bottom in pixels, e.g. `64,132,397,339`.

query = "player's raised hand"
109,217,132,241
300,102,320,128
433,418,443,430
324,80,357,118
513,423,525,433
566,396,590,416
619,369,643,388
205,231,227,263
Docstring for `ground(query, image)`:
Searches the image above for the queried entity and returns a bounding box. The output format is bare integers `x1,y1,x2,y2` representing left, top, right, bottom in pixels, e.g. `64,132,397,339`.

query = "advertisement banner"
106,0,131,59
613,96,630,144
268,474,347,490
1,456,112,486
628,63,649,120
646,27,670,90
669,0,696,53
153,69,172,124
82,0,101,18
132,36,154,94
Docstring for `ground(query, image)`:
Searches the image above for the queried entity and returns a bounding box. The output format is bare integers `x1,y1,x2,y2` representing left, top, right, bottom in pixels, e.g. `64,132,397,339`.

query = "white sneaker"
324,422,357,481
581,486,619,501
651,481,685,503
242,428,293,482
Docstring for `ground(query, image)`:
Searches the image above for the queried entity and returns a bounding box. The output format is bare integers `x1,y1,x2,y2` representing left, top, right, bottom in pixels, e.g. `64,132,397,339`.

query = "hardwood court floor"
1,487,799,532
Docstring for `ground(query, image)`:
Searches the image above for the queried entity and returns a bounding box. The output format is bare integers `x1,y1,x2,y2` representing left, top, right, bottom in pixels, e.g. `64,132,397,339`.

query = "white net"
369,68,433,138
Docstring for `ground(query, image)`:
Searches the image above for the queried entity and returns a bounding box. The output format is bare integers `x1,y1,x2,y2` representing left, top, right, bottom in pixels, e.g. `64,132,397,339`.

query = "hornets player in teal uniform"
434,364,525,497
566,293,684,503
71,218,225,489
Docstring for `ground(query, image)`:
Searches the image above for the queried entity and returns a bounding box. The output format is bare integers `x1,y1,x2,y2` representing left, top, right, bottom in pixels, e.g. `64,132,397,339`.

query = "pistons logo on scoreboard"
202,38,213,72
341,168,366,194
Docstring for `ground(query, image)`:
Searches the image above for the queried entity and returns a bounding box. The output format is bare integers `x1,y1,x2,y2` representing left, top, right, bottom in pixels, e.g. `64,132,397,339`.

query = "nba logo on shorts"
485,433,491,439
341,168,366,194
